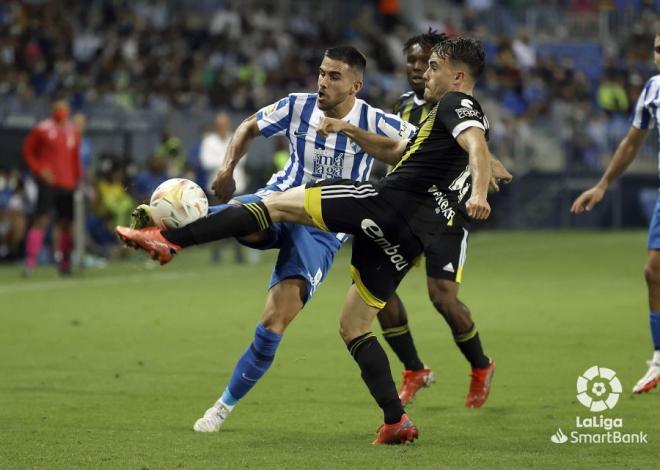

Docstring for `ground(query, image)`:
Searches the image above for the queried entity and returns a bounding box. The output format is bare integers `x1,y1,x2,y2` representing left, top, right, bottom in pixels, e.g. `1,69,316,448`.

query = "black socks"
382,324,425,371
162,202,272,247
348,333,404,424
454,324,489,369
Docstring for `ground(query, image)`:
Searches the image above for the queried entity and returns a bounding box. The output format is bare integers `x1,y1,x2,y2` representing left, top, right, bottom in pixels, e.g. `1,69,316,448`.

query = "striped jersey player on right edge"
571,33,660,395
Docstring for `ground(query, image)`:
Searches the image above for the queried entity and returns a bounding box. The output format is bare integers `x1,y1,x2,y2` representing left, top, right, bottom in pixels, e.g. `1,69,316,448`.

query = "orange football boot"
372,414,418,445
115,226,181,265
465,359,495,408
398,368,435,406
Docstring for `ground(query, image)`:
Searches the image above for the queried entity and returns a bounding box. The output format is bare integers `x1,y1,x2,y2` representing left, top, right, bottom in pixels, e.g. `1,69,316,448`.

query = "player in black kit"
116,37,495,445
378,29,510,408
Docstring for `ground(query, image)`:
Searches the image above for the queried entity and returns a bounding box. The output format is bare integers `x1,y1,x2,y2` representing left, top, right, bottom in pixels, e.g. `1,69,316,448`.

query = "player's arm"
570,126,648,213
211,114,260,202
317,117,407,165
23,128,53,185
489,157,512,192
456,127,491,220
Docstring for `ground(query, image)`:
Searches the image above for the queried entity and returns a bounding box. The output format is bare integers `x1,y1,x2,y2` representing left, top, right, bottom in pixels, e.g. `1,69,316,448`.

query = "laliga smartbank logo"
576,365,621,411
550,429,569,444
550,366,648,445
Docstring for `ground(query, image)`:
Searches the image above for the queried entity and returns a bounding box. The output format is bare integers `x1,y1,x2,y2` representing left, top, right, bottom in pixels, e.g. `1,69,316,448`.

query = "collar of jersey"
412,94,426,106
318,97,362,123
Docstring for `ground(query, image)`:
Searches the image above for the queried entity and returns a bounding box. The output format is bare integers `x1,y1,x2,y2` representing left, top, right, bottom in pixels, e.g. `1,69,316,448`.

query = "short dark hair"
403,28,448,53
432,37,485,80
324,46,367,73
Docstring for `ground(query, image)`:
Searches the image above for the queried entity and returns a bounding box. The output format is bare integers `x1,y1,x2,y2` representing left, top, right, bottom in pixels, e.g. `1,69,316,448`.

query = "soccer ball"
150,178,208,229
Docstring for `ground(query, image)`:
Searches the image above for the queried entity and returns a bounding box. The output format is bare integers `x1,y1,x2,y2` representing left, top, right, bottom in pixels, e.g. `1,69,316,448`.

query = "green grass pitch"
1,231,658,469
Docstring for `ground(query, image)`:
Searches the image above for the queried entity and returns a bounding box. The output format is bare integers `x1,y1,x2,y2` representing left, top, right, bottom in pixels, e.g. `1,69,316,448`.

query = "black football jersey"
379,91,489,243
393,91,435,128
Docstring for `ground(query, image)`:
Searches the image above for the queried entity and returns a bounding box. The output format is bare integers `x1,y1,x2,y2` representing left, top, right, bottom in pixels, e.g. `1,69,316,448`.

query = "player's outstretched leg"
634,251,660,393
378,294,434,406
341,286,418,444
117,186,312,263
194,279,305,432
116,226,182,265
131,200,242,230
116,201,273,263
428,278,494,408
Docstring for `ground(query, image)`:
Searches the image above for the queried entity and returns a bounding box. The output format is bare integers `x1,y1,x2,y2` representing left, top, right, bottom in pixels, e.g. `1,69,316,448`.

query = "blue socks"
222,324,283,405
650,312,660,350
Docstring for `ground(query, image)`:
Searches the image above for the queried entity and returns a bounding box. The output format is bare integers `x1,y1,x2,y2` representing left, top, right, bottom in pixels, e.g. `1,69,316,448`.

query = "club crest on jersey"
312,148,344,178
428,185,456,220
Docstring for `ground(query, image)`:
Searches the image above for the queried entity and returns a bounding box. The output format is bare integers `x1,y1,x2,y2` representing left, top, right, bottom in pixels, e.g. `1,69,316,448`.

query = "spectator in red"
23,99,81,275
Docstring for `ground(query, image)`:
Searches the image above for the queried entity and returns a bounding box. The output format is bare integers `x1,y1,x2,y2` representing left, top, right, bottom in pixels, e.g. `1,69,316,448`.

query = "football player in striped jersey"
132,46,416,434
572,33,660,395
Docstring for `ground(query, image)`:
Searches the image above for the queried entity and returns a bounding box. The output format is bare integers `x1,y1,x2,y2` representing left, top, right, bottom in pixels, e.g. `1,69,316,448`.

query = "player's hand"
317,117,346,137
489,159,512,192
466,194,491,220
212,169,236,203
570,185,605,213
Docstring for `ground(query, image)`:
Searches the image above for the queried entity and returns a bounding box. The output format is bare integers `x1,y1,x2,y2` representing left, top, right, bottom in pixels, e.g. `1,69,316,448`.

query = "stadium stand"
0,0,659,262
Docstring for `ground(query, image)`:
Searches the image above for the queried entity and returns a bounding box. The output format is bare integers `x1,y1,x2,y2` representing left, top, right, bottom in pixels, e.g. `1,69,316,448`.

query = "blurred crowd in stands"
0,0,659,263
1,1,657,116
1,1,658,170
0,106,260,264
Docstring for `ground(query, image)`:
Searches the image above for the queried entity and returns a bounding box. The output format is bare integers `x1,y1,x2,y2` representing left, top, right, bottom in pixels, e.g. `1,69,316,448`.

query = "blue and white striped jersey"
631,74,660,165
256,93,416,191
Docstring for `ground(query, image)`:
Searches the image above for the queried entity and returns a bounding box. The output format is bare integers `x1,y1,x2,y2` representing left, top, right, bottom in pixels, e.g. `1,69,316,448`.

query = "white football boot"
193,402,233,432
632,361,660,394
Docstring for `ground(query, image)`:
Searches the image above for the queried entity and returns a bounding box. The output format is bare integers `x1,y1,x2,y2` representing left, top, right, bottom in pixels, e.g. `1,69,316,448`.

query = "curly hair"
403,28,448,53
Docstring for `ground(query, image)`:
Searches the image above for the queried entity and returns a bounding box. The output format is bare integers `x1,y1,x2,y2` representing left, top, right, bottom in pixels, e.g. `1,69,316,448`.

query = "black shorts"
35,182,74,220
425,224,470,282
304,179,427,309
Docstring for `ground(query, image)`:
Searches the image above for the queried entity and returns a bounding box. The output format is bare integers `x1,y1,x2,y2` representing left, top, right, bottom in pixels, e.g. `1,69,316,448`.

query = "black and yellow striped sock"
348,332,404,424
163,202,272,247
382,323,425,371
454,324,489,369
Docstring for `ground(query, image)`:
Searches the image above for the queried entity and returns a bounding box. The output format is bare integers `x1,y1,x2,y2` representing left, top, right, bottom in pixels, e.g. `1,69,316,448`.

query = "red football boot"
398,367,435,406
372,414,418,445
465,359,495,408
115,226,181,265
